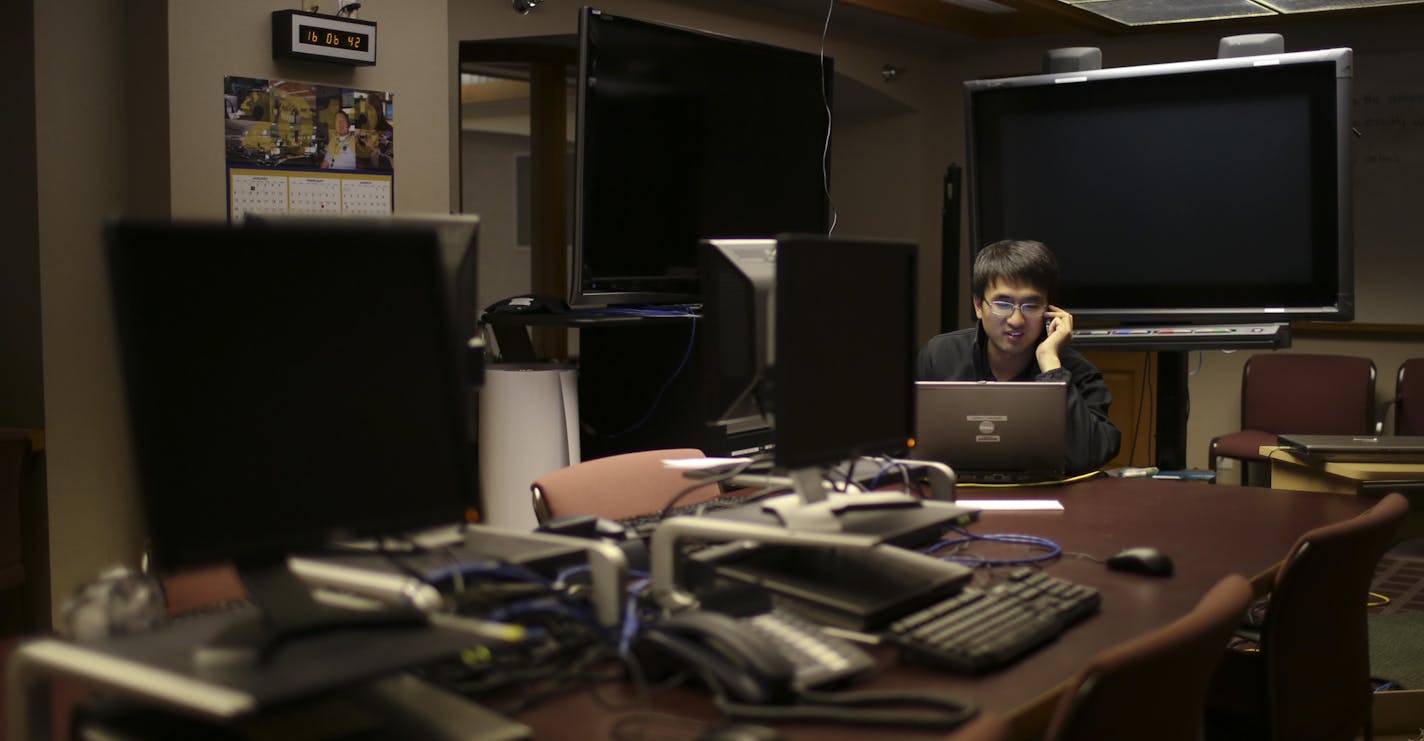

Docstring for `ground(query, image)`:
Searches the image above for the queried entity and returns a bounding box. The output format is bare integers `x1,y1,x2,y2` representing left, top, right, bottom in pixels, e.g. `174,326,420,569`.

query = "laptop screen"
911,381,1068,483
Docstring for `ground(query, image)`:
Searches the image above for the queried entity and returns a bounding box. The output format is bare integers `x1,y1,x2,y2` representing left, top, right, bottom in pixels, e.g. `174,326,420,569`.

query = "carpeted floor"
1370,550,1424,690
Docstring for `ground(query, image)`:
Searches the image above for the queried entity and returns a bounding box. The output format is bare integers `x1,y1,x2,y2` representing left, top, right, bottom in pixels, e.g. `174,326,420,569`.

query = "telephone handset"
635,609,874,705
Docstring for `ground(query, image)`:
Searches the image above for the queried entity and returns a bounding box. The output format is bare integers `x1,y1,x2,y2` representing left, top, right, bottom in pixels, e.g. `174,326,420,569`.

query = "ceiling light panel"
1064,0,1276,25
1258,0,1424,11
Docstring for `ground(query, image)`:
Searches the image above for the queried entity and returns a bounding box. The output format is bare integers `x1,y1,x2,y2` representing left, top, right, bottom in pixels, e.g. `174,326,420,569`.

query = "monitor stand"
707,465,976,549
194,560,429,671
762,466,923,530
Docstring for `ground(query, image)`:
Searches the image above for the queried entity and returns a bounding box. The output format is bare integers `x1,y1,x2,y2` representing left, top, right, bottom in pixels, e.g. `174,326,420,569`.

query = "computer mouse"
1106,546,1175,577
698,722,783,741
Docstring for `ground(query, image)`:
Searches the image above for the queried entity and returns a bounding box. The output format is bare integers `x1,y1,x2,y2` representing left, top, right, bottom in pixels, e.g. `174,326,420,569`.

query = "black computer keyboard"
885,567,1100,673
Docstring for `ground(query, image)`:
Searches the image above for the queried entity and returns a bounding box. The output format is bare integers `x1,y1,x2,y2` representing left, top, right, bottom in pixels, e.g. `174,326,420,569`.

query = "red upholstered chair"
1380,358,1424,435
160,565,248,615
530,448,723,523
1042,573,1253,741
1209,353,1375,486
1206,492,1408,741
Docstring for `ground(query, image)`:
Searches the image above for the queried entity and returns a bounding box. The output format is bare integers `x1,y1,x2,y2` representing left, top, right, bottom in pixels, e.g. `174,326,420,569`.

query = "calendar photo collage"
224,75,395,222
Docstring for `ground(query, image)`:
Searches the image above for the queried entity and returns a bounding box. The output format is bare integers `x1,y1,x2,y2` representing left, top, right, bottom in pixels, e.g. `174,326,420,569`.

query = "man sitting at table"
917,239,1120,474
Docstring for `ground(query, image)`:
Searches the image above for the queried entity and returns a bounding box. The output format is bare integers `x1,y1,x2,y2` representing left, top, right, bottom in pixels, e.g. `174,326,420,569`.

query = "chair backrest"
1043,573,1253,741
1240,353,1375,435
530,448,722,523
1395,358,1424,435
1261,491,1408,741
161,564,247,615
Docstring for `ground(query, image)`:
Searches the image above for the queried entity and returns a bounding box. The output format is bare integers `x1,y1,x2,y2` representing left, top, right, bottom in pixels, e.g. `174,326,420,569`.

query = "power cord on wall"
818,0,839,234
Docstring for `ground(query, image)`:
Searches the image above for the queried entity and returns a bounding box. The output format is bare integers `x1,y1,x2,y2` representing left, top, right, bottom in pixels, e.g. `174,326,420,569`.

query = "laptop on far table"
910,381,1068,483
1275,434,1424,463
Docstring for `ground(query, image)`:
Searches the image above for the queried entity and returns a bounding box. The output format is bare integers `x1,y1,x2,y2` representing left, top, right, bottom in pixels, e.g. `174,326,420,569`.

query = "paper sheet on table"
662,457,752,469
957,499,1064,511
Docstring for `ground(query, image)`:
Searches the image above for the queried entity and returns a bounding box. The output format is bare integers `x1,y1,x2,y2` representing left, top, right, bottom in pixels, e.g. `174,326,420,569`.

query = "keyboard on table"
885,566,1100,673
619,495,754,534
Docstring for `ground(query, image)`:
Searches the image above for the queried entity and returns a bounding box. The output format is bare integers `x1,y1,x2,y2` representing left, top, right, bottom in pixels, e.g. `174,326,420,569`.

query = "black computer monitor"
773,235,918,477
107,220,475,667
243,213,481,346
699,238,777,434
690,235,970,540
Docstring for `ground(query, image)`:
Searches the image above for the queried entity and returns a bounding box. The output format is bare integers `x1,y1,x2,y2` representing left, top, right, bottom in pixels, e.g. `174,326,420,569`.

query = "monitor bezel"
964,47,1354,325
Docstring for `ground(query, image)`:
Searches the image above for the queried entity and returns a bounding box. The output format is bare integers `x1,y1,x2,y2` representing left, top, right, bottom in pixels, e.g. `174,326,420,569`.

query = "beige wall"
34,0,146,626
33,0,454,623
167,0,454,218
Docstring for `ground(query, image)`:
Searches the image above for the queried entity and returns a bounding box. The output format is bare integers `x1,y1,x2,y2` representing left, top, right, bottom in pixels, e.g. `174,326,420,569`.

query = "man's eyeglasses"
985,300,1045,319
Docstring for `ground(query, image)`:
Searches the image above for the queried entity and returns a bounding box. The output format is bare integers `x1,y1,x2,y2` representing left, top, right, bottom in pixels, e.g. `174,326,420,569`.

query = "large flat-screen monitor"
965,47,1353,324
108,220,474,666
571,7,831,307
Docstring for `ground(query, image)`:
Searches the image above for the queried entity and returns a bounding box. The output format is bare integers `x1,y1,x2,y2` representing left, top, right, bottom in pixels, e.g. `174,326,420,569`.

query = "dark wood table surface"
515,476,1374,740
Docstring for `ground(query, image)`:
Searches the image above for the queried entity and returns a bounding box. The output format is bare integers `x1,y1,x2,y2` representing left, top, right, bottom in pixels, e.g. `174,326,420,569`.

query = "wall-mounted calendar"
229,168,393,222
224,76,395,222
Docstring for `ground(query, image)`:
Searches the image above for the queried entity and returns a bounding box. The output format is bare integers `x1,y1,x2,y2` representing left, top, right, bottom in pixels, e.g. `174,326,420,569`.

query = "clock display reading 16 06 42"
299,24,369,52
272,10,377,66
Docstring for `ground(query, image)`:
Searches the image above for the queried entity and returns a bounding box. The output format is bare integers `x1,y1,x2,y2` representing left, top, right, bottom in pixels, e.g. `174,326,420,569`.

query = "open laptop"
1276,434,1424,463
910,381,1068,483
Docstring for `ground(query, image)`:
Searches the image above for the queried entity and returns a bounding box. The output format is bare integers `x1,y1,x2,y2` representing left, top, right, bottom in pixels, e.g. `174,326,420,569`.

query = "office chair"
1209,353,1375,486
530,448,723,523
1378,358,1423,435
1043,573,1253,741
160,565,247,615
1205,491,1409,741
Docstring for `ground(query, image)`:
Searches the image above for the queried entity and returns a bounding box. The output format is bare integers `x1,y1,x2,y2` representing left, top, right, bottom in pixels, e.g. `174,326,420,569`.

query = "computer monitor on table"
773,235,918,468
107,220,475,668
695,234,971,539
699,239,776,438
650,235,974,594
769,235,921,524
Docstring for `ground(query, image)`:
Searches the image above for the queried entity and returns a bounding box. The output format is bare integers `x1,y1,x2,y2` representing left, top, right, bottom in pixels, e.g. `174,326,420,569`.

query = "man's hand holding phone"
1036,305,1073,372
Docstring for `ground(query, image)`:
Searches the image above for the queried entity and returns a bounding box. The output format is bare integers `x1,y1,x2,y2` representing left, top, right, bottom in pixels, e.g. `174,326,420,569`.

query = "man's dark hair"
971,239,1059,303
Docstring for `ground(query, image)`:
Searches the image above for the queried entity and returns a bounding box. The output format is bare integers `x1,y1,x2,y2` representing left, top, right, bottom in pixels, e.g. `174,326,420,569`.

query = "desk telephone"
637,609,873,703
636,609,978,729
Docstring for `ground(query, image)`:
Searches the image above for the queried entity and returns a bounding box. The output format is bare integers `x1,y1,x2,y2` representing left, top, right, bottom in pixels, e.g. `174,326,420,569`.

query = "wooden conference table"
516,476,1373,740
4,477,1374,741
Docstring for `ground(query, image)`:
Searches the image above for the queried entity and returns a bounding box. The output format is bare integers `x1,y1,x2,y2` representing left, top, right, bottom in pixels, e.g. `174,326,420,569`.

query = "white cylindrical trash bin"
478,363,580,530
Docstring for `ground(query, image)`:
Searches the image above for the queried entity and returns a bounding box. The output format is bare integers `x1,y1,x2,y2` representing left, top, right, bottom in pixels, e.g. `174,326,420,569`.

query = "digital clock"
272,10,377,66
298,24,369,53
